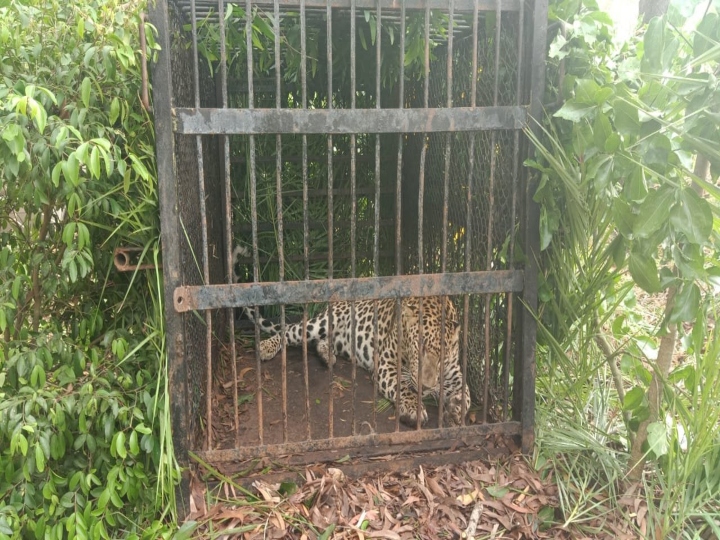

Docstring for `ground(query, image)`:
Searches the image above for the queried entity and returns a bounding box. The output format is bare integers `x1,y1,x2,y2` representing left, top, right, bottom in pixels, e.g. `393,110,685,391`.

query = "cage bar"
217,0,240,445
326,0,335,440
173,107,528,135
149,0,547,496
504,0,525,421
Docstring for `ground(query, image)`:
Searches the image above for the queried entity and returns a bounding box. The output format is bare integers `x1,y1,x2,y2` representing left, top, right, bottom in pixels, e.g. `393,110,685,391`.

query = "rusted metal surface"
173,106,528,135
175,0,521,17
113,247,156,272
174,270,524,312
147,0,190,517
152,0,547,492
516,0,548,455
198,421,521,463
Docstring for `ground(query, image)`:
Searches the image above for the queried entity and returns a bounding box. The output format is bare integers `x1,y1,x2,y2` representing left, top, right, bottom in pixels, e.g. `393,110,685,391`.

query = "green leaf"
586,154,612,191
51,162,63,187
670,282,700,323
486,485,510,498
116,431,127,459
629,250,661,293
109,97,120,125
575,78,601,104
604,133,621,153
647,421,668,458
81,77,91,108
643,18,665,73
633,187,675,238
624,167,647,202
613,98,640,136
129,429,140,456
623,386,645,411
35,442,46,472
89,145,101,178
174,522,199,540
611,198,634,237
553,100,595,122
63,153,80,186
669,189,712,245
593,113,612,149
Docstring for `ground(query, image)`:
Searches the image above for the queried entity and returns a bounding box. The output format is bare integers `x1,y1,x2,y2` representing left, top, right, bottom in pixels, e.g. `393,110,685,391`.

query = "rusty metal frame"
150,0,548,496
173,106,527,134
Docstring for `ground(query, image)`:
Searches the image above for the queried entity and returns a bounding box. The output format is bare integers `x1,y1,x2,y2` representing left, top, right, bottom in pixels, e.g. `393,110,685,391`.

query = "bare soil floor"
213,344,470,450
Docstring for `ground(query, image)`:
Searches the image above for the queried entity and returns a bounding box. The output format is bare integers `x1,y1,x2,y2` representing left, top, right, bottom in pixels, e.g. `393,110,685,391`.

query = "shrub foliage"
0,1,176,538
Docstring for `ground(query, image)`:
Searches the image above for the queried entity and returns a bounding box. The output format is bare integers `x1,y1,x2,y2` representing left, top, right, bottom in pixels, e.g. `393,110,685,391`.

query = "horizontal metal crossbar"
175,0,521,15
196,421,521,462
174,270,524,312
173,106,527,135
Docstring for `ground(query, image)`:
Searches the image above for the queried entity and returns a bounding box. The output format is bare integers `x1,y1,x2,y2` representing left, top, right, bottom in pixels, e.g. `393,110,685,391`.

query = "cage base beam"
197,421,520,463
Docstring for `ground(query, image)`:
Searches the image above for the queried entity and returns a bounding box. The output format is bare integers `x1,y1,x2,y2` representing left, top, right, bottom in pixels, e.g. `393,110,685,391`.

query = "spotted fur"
243,296,471,427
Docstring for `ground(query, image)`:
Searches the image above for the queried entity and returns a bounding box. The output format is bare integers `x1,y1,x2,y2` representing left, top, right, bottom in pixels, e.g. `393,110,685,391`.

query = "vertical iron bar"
274,0,289,442
148,0,190,513
415,4,430,431
438,0,454,428
504,0,524,422
394,0,406,433
516,0,547,453
246,0,263,445
218,0,240,446
350,0,357,436
482,0,502,424
326,0,335,439
190,0,213,450
372,0,382,431
462,0,479,426
300,0,312,442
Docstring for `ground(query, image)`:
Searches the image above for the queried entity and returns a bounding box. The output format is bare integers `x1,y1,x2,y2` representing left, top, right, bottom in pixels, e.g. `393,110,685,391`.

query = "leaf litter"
181,452,639,539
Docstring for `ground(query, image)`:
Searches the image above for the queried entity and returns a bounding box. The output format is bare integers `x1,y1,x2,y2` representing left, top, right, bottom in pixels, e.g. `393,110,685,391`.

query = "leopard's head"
403,305,461,392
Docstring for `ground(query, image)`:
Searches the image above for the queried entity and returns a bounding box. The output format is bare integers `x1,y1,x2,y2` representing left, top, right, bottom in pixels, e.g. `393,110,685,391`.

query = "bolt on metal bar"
350,0,358,436
393,0,406,433
504,0,524,422
438,0,455,428
217,0,240,446
190,0,214,451
246,0,263,445
415,4,430,432
371,0,382,431
482,0,502,424
462,0,480,426
326,0,335,439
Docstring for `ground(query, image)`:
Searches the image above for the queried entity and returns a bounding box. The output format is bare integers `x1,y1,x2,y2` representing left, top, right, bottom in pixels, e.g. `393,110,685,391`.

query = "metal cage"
149,0,547,502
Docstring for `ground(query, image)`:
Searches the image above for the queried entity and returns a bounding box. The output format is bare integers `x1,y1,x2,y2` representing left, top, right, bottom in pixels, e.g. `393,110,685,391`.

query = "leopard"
234,252,471,427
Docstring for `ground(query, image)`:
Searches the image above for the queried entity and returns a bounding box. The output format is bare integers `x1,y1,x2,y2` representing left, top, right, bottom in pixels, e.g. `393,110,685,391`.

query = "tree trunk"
627,288,677,481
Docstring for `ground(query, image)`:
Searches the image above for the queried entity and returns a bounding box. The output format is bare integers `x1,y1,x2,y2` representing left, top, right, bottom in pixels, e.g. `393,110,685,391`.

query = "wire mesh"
157,0,535,456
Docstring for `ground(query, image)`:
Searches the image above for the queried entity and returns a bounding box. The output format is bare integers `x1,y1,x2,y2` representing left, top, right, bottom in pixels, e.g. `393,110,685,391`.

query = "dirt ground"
190,341,639,539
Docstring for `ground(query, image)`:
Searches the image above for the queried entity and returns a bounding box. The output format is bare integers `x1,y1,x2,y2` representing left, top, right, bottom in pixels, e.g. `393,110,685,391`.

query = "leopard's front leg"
442,368,471,427
376,351,428,427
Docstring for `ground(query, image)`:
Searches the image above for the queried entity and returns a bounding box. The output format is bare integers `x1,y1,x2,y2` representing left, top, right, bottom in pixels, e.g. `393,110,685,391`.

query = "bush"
0,0,177,537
